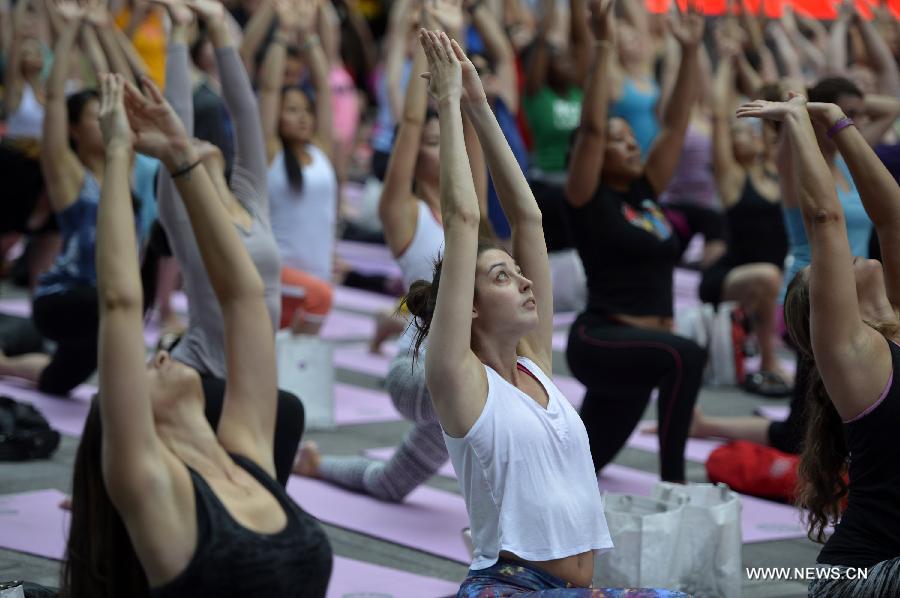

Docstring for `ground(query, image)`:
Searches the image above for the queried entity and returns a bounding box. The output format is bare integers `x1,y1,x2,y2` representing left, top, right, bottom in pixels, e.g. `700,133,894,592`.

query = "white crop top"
395,201,444,353
6,84,44,139
444,357,613,570
268,145,338,282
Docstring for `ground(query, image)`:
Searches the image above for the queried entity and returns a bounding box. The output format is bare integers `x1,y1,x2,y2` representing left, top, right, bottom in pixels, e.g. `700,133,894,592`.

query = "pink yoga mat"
329,556,459,598
337,241,403,278
552,330,567,352
0,298,31,318
322,311,377,342
334,343,399,378
744,355,797,380
625,426,724,463
287,476,471,563
552,375,585,411
0,489,70,560
335,383,401,425
552,312,577,328
364,447,457,479
0,379,93,436
755,405,790,421
333,286,398,315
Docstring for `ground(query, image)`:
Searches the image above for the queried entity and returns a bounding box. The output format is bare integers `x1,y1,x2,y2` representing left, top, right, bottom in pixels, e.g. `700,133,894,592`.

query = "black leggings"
200,375,305,487
566,312,707,482
32,287,99,396
766,356,809,455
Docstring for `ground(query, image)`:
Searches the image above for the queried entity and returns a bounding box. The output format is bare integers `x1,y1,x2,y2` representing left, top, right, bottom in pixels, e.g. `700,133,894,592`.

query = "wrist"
162,142,200,172
299,33,320,52
437,95,462,109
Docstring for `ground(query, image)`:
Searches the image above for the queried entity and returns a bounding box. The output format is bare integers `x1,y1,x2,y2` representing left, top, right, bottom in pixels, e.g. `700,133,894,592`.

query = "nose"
518,273,533,293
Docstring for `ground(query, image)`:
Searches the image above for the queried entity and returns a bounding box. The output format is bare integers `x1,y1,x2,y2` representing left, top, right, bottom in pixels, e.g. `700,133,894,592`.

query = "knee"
677,339,708,373
757,265,783,299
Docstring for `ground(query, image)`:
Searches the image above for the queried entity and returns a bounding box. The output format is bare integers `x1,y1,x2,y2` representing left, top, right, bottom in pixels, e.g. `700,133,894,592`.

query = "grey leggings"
808,557,900,597
317,354,449,502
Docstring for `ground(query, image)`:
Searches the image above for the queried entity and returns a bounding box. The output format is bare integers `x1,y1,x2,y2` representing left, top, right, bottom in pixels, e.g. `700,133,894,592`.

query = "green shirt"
523,86,583,174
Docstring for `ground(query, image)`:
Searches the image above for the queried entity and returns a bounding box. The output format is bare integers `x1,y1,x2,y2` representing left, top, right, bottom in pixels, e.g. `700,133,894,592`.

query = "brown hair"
60,401,150,598
402,240,501,361
785,271,900,543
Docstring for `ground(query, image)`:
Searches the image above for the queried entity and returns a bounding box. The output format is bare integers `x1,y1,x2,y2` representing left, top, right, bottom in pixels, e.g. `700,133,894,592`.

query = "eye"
496,271,509,281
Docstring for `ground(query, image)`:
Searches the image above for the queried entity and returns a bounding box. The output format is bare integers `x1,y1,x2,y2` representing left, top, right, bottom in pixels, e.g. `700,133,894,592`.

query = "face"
70,99,104,155
279,89,315,143
603,118,642,180
145,350,202,412
193,39,216,75
414,117,440,186
731,120,762,163
472,249,538,334
20,38,44,76
617,23,644,65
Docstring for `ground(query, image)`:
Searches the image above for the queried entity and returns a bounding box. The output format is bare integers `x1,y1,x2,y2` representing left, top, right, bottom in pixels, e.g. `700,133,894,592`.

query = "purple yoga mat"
329,556,459,598
0,298,31,318
0,489,69,560
0,379,93,436
333,286,398,315
334,343,398,378
337,241,402,278
744,355,797,380
625,426,724,463
364,447,457,479
552,330,567,352
335,383,401,425
755,405,790,421
322,311,376,341
287,476,471,563
552,311,577,328
552,375,585,411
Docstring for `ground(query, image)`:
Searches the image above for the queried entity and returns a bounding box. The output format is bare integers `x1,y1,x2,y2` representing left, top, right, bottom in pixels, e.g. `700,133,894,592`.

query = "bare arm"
467,0,518,111
302,28,334,159
825,5,851,75
739,0,777,81
523,0,554,96
858,94,900,147
340,0,376,74
258,14,290,163
385,0,413,122
112,26,150,80
564,0,615,208
856,10,899,97
568,0,590,87
711,47,743,207
80,22,110,79
3,0,32,115
768,21,805,89
238,0,276,75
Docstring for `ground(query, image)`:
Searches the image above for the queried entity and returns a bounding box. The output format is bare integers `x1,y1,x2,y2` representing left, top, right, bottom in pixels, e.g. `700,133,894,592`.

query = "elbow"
98,286,143,312
443,207,481,230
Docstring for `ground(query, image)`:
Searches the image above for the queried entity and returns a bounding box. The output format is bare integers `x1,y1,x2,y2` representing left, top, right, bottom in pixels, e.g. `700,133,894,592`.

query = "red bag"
705,440,799,502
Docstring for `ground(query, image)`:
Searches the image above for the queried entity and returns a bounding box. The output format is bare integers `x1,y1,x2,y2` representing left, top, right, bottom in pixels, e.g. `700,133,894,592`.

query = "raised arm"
643,4,702,196
41,1,86,213
858,94,900,147
738,0,777,81
419,30,487,439
87,0,138,85
466,0,518,111
737,96,891,421
564,0,614,208
126,76,279,473
523,0,554,96
767,20,805,90
301,0,333,159
856,8,899,97
111,24,151,80
458,41,552,368
238,0,276,75
379,42,429,256
710,39,743,207
3,0,33,115
568,0,591,87
808,101,900,308
259,0,291,163
80,14,110,80
384,0,414,122
825,1,852,75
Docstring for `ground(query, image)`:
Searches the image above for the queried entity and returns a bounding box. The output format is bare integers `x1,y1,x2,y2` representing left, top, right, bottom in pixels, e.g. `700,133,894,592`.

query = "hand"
714,26,741,60
83,0,110,26
780,4,798,34
150,0,193,26
588,0,615,43
423,0,463,40
185,0,224,23
836,0,857,22
419,29,462,103
806,101,847,130
536,0,556,35
51,0,86,24
668,0,704,49
123,76,192,166
452,37,488,107
99,73,133,152
735,91,808,122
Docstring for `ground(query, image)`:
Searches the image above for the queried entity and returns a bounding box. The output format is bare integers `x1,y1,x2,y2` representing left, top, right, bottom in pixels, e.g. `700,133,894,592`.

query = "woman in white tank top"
402,29,617,593
259,0,337,335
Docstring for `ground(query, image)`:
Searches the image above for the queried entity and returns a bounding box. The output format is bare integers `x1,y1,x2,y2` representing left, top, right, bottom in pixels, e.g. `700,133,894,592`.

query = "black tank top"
720,177,787,268
818,339,900,568
151,454,333,598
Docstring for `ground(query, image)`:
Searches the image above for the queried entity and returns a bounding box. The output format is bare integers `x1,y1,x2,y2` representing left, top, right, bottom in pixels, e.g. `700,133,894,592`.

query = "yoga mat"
363,448,810,543
552,330,567,353
0,489,69,560
552,375,585,411
333,286,398,315
0,298,31,318
337,241,402,279
625,426,724,463
169,290,189,315
334,383,401,425
364,447,457,479
755,405,790,421
287,476,471,563
321,311,376,341
552,312,577,328
329,556,459,598
334,343,399,378
744,355,797,380
0,379,93,437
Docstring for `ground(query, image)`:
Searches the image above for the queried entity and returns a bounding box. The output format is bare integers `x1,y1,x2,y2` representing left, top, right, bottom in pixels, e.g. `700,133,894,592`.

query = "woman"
564,1,705,483
60,72,332,598
698,37,790,397
260,0,336,336
737,94,900,597
407,26,617,594
152,0,303,486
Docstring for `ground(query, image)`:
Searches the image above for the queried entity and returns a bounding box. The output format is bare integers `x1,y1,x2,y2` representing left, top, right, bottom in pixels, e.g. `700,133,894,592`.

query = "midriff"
500,549,595,587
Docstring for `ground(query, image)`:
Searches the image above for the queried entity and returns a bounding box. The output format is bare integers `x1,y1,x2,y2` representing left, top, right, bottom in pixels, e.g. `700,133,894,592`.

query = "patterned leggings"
808,557,900,597
316,354,449,502
459,560,690,597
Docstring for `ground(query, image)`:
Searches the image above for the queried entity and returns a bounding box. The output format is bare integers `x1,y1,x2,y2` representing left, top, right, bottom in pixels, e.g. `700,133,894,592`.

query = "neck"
287,139,309,159
79,150,106,180
745,159,766,176
602,172,633,193
471,330,521,383
417,181,441,217
156,405,231,472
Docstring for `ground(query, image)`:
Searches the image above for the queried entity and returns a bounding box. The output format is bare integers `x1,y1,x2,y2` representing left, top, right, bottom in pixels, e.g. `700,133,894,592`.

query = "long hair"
60,401,149,598
280,85,316,192
785,271,900,543
66,89,100,151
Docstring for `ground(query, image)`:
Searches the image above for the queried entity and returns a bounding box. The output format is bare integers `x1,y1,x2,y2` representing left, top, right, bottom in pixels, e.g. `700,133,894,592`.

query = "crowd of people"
0,0,898,594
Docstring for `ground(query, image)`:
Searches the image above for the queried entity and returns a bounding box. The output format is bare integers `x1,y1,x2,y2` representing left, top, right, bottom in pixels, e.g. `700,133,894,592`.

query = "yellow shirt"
114,7,166,88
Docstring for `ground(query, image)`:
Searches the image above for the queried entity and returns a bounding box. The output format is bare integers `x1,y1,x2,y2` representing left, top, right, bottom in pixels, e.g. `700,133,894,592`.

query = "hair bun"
405,280,433,319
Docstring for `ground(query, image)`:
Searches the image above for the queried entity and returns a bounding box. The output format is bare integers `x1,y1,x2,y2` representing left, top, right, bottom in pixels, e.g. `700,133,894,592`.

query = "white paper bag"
652,482,743,598
594,494,685,589
675,301,742,386
275,330,335,430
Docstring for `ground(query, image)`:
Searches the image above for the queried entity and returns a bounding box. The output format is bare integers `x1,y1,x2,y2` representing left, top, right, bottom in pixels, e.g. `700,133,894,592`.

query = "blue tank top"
609,77,660,158
780,157,872,302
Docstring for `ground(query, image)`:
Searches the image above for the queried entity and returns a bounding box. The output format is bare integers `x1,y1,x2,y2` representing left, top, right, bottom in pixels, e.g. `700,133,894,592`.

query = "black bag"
0,396,61,461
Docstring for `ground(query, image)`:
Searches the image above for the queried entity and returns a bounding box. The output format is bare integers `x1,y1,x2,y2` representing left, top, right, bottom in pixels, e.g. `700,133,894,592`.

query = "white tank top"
6,84,44,139
268,145,337,282
394,201,445,353
444,357,613,570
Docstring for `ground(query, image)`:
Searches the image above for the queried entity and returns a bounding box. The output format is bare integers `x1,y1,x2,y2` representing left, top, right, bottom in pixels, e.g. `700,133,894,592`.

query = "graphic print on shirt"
552,97,581,130
621,199,672,241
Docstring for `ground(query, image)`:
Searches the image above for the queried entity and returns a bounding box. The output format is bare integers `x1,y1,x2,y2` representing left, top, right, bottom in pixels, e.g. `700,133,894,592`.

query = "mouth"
523,297,536,309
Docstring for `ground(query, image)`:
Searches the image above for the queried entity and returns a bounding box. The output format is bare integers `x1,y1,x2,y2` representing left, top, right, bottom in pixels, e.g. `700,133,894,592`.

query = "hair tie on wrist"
827,117,855,139
171,159,202,179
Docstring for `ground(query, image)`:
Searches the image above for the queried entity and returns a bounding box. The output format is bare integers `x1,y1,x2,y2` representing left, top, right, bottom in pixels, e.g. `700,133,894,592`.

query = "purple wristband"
827,117,855,139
